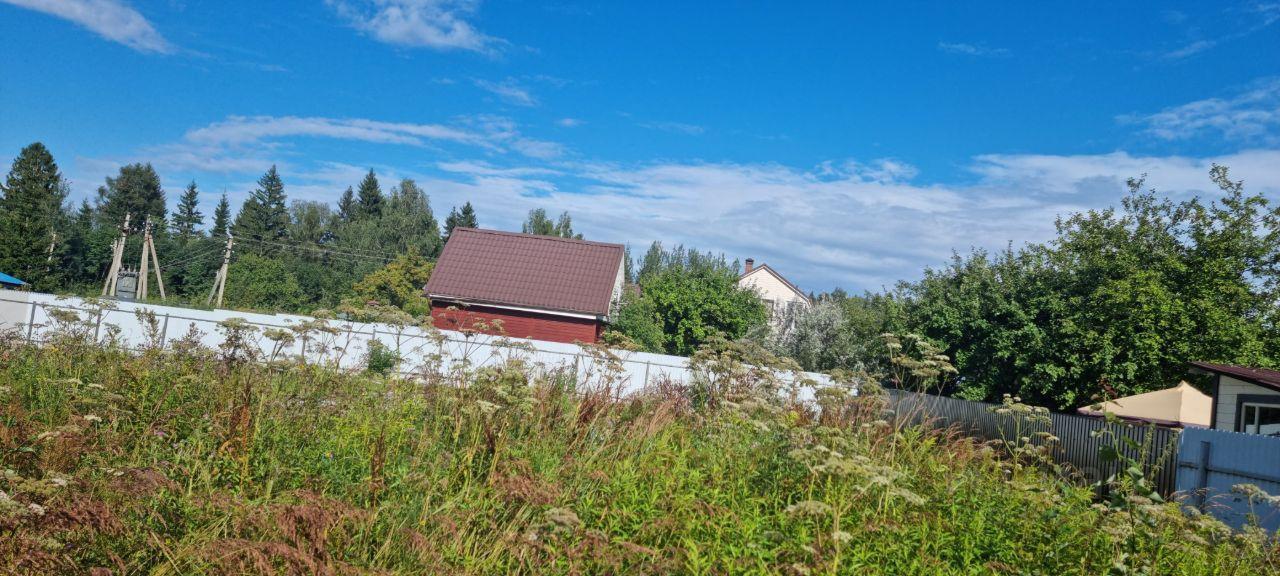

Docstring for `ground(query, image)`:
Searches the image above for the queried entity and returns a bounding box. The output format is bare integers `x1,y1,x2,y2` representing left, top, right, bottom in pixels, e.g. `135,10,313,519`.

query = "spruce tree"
172,181,204,242
233,166,290,243
97,163,165,231
356,169,383,218
0,142,67,288
337,186,356,222
443,201,478,243
211,194,231,237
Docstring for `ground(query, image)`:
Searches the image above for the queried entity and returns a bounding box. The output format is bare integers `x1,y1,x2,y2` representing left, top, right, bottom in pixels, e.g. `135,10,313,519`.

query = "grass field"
0,322,1276,575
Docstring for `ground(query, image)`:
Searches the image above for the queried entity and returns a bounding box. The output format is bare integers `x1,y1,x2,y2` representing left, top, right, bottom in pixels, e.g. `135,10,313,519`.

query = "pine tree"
356,169,383,218
212,194,231,237
0,142,67,288
97,163,165,231
443,201,478,243
337,186,356,222
233,166,290,243
172,181,204,242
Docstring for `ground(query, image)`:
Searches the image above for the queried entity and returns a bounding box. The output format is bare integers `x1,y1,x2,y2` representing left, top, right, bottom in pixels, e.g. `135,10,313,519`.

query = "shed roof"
0,271,26,287
1076,382,1212,427
425,228,624,316
1189,361,1280,393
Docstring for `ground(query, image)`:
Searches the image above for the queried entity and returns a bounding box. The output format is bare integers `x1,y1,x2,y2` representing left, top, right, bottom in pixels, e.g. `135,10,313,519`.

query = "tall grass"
0,324,1275,575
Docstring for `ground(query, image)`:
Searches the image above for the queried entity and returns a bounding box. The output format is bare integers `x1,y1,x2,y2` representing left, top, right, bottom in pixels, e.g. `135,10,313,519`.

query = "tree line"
3,141,1277,410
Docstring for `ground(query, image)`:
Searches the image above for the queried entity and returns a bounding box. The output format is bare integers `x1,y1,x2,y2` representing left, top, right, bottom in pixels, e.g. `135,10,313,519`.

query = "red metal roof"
1190,361,1280,393
425,228,625,316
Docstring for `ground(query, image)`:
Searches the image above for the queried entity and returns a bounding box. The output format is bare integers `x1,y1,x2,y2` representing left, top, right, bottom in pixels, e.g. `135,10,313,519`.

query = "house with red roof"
424,228,626,344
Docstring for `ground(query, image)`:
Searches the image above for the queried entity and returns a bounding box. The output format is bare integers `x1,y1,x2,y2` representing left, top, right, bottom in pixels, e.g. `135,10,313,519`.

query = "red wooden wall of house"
430,302,602,344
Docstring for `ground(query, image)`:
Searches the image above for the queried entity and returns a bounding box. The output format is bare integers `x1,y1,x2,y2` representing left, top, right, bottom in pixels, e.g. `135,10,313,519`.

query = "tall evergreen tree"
356,169,383,218
172,181,204,242
211,193,231,237
97,163,165,231
233,166,290,243
62,200,96,285
0,142,67,288
337,186,356,222
442,201,478,243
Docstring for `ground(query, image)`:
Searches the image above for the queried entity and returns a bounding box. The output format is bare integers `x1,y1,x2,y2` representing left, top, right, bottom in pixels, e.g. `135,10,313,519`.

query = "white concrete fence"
0,289,828,399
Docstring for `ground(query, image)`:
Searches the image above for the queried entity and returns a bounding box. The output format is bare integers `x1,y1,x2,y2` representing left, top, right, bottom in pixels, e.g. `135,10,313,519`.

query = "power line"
160,246,225,269
235,236,400,263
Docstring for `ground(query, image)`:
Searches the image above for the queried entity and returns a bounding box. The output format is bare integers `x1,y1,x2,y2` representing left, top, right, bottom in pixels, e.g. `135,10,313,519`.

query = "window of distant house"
1239,402,1280,436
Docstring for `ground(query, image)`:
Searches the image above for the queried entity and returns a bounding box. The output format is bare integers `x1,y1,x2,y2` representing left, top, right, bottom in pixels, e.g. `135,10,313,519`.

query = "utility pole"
135,217,166,300
207,233,234,308
45,231,57,269
146,220,166,299
101,213,131,297
137,218,150,300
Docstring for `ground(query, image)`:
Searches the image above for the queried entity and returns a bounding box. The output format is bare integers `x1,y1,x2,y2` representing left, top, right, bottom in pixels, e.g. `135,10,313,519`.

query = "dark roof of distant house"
1190,361,1280,393
425,228,625,316
0,271,26,287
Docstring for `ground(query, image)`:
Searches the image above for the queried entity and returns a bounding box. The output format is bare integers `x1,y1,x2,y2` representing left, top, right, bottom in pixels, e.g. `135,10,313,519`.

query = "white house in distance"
1190,361,1280,436
738,258,811,331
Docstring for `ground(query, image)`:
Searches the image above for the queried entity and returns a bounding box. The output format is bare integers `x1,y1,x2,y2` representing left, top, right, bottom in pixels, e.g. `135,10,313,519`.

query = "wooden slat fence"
884,389,1182,496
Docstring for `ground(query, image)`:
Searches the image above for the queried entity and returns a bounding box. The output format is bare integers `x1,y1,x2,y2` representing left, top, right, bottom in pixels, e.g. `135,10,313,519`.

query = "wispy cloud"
472,77,538,106
1119,78,1280,144
637,121,706,135
1,0,173,54
1162,39,1216,60
327,0,503,53
1158,3,1280,60
556,118,584,127
937,42,1010,57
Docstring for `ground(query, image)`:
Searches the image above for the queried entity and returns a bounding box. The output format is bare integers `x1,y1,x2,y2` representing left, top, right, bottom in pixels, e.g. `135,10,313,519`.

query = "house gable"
738,264,810,306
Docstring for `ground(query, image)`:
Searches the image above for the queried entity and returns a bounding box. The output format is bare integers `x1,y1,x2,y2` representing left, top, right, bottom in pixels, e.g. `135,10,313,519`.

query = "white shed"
1190,361,1280,436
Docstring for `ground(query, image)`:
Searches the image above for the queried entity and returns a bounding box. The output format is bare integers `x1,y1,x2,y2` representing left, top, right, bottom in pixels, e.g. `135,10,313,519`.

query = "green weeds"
0,327,1274,574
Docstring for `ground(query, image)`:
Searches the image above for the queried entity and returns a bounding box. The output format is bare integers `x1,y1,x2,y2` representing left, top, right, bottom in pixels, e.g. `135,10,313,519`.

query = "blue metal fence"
1175,427,1280,532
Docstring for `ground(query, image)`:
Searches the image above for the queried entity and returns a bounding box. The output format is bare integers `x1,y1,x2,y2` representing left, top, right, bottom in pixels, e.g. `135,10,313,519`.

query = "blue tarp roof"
0,271,26,286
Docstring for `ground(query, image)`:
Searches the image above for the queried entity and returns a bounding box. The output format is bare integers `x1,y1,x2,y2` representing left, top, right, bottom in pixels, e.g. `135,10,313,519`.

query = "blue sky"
2,1,1279,293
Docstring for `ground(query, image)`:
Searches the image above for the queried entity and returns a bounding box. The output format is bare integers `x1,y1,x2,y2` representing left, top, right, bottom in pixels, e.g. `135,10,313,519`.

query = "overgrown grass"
0,325,1275,575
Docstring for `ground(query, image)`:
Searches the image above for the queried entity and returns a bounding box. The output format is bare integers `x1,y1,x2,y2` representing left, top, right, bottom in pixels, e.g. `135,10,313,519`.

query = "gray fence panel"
884,389,1181,495
1175,427,1280,532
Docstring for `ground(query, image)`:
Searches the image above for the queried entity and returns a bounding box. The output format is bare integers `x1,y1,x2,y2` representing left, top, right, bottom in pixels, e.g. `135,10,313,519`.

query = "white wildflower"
83,414,102,423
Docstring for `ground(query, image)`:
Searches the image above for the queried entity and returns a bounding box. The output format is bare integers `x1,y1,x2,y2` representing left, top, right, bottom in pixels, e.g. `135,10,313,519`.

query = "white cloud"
637,121,706,135
556,118,584,128
1119,79,1280,144
937,42,1009,57
327,0,502,53
69,113,1280,291
1,0,172,53
417,150,1280,291
472,77,537,106
1162,39,1215,60
184,115,491,148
